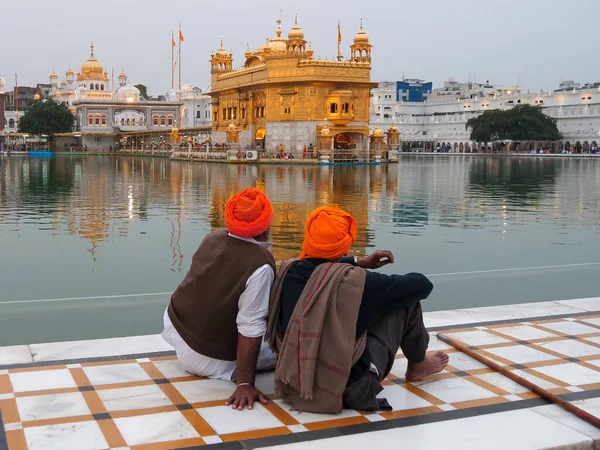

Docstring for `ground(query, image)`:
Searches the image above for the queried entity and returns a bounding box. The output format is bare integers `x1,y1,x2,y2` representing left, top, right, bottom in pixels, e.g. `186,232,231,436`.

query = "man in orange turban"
266,206,448,413
163,188,277,411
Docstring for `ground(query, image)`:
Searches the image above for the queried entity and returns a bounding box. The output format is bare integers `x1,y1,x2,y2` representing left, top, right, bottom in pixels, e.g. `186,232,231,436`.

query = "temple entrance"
334,133,351,149
254,128,266,149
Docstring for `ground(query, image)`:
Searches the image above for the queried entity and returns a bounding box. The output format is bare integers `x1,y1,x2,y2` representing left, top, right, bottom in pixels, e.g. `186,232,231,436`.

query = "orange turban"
300,206,357,260
225,188,274,238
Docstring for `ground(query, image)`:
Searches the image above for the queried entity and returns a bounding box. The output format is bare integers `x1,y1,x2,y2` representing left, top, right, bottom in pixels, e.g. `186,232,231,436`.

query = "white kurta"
161,234,277,381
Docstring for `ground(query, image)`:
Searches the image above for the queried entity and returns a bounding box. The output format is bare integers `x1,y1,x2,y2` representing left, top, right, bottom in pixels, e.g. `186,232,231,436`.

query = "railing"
172,151,227,160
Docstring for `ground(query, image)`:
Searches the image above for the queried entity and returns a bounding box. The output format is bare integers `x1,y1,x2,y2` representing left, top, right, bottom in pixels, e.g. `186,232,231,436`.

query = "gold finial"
360,17,363,30
247,43,250,50
276,17,282,37
90,41,94,57
220,36,224,48
294,12,298,25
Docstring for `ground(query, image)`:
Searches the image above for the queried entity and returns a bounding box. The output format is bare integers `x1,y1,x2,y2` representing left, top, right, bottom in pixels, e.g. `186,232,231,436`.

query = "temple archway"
334,133,351,149
254,128,266,149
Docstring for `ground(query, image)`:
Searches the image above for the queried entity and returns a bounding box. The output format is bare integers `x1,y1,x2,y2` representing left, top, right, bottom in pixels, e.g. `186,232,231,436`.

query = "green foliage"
18,99,73,135
134,84,149,100
466,105,562,142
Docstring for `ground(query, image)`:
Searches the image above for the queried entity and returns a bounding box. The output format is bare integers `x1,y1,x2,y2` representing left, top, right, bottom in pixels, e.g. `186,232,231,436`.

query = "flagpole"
171,31,175,90
337,21,342,61
178,23,182,91
15,74,19,129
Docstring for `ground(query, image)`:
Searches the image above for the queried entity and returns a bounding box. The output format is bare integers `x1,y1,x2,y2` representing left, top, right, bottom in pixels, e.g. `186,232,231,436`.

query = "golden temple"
209,15,377,152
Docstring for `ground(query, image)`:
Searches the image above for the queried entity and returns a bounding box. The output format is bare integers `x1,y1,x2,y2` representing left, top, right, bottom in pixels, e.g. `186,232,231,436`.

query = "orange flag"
179,29,184,42
172,33,176,47
337,22,342,43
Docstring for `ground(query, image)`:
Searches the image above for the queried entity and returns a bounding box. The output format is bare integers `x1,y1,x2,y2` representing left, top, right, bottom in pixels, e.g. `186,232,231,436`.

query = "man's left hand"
357,250,395,270
226,384,268,411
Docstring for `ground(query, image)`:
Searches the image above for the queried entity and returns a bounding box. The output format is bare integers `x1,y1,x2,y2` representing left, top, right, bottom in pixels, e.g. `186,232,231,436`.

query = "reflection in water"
1,155,599,300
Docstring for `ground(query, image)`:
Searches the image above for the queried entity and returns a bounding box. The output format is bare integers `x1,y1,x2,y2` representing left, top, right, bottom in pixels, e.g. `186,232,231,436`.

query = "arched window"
95,84,99,90
88,116,94,126
167,116,174,126
95,116,100,125
90,84,94,90
160,116,166,126
101,116,107,126
126,119,130,126
260,106,265,118
121,119,125,125
100,84,104,91
153,116,159,126
9,119,15,128
330,103,339,114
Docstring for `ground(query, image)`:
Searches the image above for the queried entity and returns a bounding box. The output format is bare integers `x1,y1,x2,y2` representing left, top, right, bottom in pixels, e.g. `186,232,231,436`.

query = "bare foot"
405,352,449,381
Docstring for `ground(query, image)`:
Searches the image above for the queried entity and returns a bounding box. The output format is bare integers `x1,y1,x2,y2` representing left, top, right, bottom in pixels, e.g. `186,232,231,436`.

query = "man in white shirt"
162,188,276,410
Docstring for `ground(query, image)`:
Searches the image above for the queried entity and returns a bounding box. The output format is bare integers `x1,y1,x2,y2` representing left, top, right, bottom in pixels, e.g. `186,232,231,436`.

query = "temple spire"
90,41,95,57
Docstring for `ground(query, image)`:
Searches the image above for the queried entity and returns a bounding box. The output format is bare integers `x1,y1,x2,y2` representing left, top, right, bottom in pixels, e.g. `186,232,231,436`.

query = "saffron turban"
225,188,274,238
300,206,357,260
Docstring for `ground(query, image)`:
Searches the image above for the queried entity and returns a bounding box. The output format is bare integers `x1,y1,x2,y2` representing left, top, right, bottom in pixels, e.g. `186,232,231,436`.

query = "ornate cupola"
350,17,372,63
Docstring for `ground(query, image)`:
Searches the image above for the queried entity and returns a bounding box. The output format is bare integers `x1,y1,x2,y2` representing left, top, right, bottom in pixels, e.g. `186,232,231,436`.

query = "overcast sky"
2,0,599,95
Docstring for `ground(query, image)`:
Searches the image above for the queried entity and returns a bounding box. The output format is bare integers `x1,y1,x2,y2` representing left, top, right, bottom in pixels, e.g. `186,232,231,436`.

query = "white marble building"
371,79,600,151
179,85,212,130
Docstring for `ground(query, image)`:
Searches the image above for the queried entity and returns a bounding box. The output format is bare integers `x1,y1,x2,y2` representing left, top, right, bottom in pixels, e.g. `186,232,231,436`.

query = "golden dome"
50,71,59,80
34,93,41,100
320,123,332,137
215,37,229,57
354,18,370,44
60,79,67,86
228,122,237,131
81,42,104,75
66,68,74,76
119,71,127,78
288,13,304,40
373,127,383,137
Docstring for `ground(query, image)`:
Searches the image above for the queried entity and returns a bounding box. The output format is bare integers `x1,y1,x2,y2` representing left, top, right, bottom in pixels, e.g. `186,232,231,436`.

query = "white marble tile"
9,369,77,393
3,423,22,431
474,372,530,394
426,333,453,352
66,363,82,369
485,345,558,364
254,371,276,396
152,360,191,379
16,392,91,421
203,435,224,444
97,384,172,412
379,384,433,411
587,359,600,369
263,409,593,450
502,394,522,402
555,297,600,312
389,358,409,378
0,393,15,400
533,402,600,443
114,411,199,446
30,334,173,362
566,386,584,392
0,345,34,365
534,363,600,386
492,325,559,341
365,414,386,422
437,403,456,411
538,321,600,336
536,339,600,358
173,379,237,403
445,330,511,346
288,424,310,431
24,421,108,450
510,370,560,390
83,363,151,386
584,335,600,345
274,400,361,424
416,377,497,404
444,352,488,371
199,403,283,434
580,317,600,327
424,301,586,329
136,358,151,363
0,369,8,375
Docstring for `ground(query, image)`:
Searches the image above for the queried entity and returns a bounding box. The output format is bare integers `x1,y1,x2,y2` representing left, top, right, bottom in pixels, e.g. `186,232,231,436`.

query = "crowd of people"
163,188,447,412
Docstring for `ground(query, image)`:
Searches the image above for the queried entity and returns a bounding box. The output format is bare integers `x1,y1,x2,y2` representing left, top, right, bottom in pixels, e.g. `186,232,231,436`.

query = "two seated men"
162,188,448,412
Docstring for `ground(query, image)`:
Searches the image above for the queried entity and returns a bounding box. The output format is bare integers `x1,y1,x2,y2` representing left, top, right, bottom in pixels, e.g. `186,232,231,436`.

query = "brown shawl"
266,259,366,414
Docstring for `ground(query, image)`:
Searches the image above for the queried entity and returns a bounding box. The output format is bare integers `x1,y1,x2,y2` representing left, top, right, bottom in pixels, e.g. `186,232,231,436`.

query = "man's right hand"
357,250,395,270
226,384,268,410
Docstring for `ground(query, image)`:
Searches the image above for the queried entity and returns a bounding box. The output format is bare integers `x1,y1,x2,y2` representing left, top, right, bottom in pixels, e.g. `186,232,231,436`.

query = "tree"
466,104,562,142
134,84,149,100
19,99,73,135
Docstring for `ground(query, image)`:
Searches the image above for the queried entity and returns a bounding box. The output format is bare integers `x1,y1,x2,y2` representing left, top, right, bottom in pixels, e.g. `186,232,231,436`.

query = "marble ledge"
532,399,600,447
0,297,598,368
262,409,595,450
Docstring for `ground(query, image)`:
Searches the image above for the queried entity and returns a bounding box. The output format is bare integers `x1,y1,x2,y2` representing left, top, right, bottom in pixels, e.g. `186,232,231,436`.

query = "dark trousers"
343,301,429,410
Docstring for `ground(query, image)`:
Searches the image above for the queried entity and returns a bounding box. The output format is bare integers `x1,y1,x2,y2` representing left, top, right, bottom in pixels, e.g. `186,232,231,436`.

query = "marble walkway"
0,297,599,450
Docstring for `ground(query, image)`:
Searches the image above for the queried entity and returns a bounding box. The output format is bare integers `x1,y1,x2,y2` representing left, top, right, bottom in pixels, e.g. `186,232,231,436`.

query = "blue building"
395,79,433,102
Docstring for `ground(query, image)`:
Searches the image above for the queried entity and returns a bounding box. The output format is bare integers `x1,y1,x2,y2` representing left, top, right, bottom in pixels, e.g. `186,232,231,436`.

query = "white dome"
116,85,140,102
165,89,179,101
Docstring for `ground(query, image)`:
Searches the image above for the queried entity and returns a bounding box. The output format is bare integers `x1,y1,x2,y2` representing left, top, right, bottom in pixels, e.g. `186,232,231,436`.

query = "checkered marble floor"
0,314,599,450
